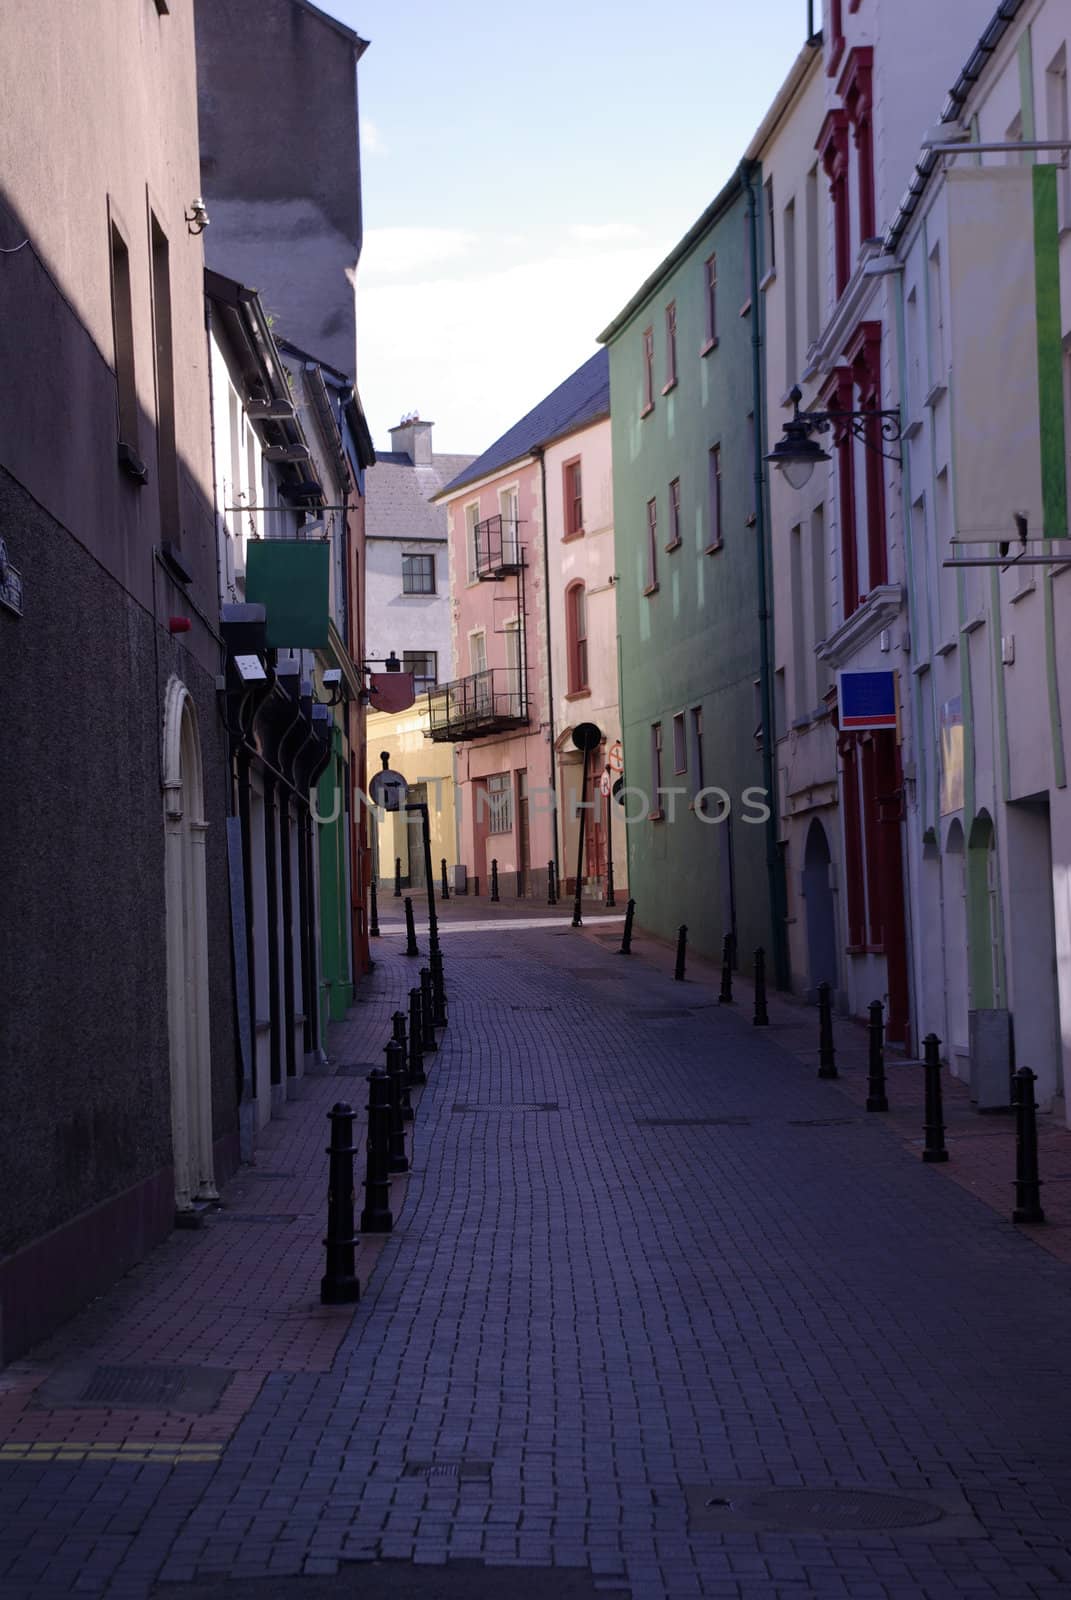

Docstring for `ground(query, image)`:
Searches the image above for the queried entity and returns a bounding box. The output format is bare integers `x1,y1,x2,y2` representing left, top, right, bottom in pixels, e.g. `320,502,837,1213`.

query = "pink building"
434,354,610,898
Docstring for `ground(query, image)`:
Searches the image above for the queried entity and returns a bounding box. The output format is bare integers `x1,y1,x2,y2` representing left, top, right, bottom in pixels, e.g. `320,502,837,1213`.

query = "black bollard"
430,947,448,1028
718,933,734,1005
618,897,635,955
408,987,427,1084
473,874,480,898
674,924,687,981
605,853,616,909
404,895,420,958
394,856,402,898
360,1070,393,1233
441,858,450,900
547,860,557,906
922,1033,948,1163
1012,1066,1045,1224
384,1039,409,1174
420,967,437,1052
817,981,837,1079
321,1102,360,1303
393,1011,414,1122
753,947,769,1026
369,874,380,938
866,1000,889,1112
490,858,500,903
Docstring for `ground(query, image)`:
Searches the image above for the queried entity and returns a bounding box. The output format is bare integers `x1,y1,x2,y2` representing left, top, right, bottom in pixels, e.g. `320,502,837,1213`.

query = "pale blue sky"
321,0,817,451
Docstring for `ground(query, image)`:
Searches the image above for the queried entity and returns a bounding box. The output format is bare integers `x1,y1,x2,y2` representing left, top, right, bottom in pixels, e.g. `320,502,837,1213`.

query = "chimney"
389,412,434,466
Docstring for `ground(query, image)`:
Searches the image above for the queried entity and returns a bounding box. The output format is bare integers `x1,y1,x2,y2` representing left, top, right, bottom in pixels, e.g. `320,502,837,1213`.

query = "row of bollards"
321,928,450,1304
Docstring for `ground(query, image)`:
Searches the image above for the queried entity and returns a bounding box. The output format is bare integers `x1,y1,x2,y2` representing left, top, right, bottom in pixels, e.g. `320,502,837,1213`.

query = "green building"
599,166,786,980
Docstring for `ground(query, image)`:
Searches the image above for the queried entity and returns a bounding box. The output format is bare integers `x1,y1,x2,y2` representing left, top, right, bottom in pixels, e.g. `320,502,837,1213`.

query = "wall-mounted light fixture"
767,385,904,490
184,197,210,236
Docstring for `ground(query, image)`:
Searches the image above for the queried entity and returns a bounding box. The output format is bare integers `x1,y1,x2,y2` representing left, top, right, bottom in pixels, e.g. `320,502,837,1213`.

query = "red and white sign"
599,768,612,798
608,740,624,772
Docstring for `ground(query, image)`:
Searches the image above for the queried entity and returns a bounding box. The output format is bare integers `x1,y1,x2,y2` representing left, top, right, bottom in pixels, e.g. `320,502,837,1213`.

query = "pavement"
3,891,1071,1599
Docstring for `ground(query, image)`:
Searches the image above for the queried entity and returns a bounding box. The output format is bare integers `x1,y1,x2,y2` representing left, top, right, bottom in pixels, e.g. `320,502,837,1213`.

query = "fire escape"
427,514,530,742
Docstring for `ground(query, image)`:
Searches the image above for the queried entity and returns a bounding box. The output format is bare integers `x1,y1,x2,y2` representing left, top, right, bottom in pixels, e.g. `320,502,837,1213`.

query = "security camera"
322,669,342,686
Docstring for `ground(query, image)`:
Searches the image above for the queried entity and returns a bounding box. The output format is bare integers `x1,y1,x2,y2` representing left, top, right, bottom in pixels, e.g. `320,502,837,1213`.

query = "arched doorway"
803,817,838,999
162,678,216,1215
967,809,1001,1010
943,819,969,1064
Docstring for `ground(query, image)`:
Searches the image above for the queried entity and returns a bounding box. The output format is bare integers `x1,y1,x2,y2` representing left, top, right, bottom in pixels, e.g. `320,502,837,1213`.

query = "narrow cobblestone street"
4,903,1071,1599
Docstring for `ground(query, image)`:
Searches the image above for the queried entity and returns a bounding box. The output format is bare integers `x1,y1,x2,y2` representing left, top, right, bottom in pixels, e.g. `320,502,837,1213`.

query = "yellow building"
367,703,459,892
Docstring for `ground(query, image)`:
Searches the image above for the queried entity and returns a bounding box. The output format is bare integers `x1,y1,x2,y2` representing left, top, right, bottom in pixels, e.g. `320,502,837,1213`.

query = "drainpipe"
740,158,790,991
532,445,561,879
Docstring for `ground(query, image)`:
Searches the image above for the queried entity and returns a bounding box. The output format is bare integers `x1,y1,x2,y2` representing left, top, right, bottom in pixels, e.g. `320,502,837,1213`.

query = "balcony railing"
473,515,524,579
427,668,528,742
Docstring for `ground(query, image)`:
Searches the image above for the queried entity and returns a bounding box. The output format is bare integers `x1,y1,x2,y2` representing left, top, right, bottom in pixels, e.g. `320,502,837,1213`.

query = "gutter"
742,36,824,163
740,158,790,991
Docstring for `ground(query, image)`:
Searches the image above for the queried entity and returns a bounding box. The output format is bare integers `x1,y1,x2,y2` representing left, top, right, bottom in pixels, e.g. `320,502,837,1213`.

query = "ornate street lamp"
766,385,904,490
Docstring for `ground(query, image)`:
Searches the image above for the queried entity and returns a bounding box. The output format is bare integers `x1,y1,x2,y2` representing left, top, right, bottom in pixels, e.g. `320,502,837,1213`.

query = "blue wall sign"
838,670,898,731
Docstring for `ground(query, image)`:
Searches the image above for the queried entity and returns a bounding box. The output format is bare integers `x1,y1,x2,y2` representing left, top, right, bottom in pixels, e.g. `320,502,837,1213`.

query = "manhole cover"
688,1485,948,1533
37,1364,233,1413
638,1116,751,1127
403,1459,492,1480
453,1102,559,1113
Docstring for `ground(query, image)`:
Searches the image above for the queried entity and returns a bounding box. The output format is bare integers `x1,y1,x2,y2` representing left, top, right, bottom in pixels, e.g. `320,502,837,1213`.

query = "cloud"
362,116,387,155
356,232,673,453
568,222,645,245
361,226,477,279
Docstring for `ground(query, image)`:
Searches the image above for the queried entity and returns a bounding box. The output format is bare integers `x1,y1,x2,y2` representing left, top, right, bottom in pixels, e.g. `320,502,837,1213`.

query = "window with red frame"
664,301,678,390
645,498,658,590
703,253,718,349
566,582,589,694
667,478,681,548
642,327,655,414
563,458,583,537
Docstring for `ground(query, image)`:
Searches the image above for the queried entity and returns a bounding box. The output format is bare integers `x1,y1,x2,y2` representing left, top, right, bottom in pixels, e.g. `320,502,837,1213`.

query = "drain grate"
688,1485,949,1534
403,1459,492,1481
214,1212,301,1224
638,1116,751,1127
453,1102,559,1113
37,1364,234,1414
787,1117,860,1128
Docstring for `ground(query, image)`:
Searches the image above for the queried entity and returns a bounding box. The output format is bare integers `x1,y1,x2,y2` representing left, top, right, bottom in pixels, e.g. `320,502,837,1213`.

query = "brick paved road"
3,907,1071,1599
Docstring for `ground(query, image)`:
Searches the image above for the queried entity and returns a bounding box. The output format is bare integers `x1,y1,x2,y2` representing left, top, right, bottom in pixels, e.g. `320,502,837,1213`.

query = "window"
401,552,435,593
706,446,722,551
645,498,658,591
465,501,481,580
566,581,588,694
764,178,776,276
667,478,681,549
150,214,179,539
805,165,820,346
827,0,845,77
691,707,705,805
109,221,139,456
650,722,663,812
927,242,945,387
783,197,798,383
741,209,753,314
469,630,487,676
663,301,678,391
563,458,583,537
642,326,655,415
672,712,687,774
485,772,513,835
703,253,718,351
745,414,756,524
1046,46,1071,228
403,650,438,694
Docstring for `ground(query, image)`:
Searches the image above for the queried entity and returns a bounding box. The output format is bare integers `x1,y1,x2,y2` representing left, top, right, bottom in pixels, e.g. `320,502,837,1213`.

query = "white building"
881,0,1071,1111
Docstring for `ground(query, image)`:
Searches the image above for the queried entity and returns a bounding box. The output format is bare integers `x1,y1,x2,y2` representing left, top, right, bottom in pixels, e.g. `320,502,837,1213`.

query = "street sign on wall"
838,670,898,732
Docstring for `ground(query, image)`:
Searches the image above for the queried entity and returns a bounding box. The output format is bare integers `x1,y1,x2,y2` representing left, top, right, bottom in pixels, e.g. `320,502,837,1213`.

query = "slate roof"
365,450,477,543
436,349,610,498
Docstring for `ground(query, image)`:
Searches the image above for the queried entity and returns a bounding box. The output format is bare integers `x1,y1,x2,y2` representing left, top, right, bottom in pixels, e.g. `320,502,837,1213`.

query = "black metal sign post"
570,723,603,930
405,801,439,958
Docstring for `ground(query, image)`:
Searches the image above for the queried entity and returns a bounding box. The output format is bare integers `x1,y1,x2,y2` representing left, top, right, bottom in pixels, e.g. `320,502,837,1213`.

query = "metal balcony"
427,668,528,742
474,515,524,579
